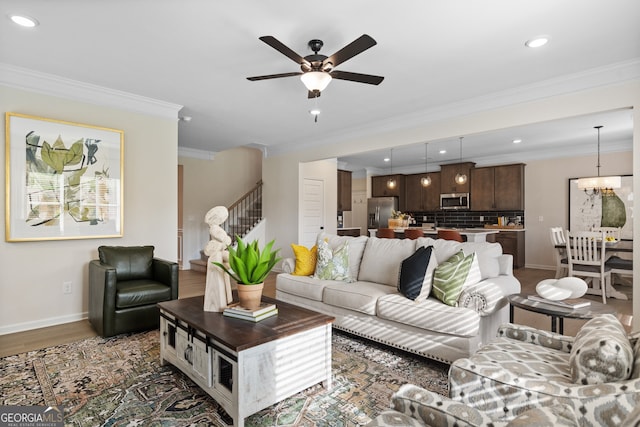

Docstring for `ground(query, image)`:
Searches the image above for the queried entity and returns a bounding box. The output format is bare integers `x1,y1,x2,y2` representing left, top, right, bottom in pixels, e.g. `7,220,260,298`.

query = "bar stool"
376,228,396,238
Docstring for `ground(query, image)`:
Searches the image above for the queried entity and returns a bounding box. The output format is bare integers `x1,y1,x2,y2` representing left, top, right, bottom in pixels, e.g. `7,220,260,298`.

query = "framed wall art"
568,174,633,240
5,113,124,242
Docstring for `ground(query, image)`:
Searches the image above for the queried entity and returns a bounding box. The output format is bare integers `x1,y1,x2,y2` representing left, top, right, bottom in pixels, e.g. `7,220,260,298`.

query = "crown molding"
0,63,183,120
268,58,640,157
178,146,216,160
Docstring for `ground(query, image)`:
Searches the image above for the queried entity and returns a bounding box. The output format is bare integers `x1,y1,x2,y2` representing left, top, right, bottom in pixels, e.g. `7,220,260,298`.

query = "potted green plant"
213,236,281,310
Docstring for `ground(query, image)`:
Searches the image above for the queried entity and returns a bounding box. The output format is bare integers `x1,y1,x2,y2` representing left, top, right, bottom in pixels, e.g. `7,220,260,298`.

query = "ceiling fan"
247,34,384,98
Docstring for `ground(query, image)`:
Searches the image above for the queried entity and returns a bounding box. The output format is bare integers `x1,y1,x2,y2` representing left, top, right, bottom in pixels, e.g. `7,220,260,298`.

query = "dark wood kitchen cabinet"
471,163,525,211
405,172,441,211
493,230,525,268
372,174,405,210
337,169,352,211
440,162,475,194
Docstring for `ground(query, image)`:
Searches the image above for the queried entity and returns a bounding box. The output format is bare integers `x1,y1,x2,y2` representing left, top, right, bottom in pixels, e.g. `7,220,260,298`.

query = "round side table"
507,293,617,335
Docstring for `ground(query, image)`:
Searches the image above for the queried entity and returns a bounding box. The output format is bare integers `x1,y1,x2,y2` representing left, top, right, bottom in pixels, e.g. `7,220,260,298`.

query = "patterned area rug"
1,329,448,426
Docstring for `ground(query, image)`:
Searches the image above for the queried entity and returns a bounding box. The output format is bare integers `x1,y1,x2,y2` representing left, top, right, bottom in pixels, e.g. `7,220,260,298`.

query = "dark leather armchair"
89,245,179,337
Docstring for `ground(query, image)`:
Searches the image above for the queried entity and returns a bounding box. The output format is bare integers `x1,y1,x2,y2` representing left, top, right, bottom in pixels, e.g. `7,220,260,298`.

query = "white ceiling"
1,1,638,170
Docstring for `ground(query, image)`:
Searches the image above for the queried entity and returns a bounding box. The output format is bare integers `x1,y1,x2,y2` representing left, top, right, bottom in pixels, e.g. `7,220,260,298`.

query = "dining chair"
376,228,396,238
437,229,464,242
593,226,622,241
403,228,425,240
549,226,568,278
565,230,612,304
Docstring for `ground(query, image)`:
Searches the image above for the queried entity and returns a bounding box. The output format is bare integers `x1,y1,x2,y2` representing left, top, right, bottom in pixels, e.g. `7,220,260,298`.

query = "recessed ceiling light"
512,139,522,144
439,150,447,154
525,36,549,48
9,14,39,28
383,157,390,162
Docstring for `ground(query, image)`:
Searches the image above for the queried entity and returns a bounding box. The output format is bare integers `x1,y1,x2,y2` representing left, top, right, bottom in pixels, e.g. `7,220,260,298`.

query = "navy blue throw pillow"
397,245,433,300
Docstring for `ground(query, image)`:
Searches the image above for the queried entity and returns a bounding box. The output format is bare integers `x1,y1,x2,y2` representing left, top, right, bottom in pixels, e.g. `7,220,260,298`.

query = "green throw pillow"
432,250,475,306
313,239,351,282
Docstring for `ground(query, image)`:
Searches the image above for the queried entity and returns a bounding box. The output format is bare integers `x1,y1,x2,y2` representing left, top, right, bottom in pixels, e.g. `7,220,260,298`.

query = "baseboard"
0,312,88,336
524,264,555,270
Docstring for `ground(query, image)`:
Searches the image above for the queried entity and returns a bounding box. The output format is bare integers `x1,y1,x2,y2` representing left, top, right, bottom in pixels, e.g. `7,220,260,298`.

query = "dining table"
555,239,632,300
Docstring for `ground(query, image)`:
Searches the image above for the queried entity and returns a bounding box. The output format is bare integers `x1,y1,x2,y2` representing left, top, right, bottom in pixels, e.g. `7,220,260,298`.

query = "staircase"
189,180,263,272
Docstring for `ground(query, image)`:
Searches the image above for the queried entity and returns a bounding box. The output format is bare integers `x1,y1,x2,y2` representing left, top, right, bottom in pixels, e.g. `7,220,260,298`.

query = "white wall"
179,147,262,268
0,85,179,334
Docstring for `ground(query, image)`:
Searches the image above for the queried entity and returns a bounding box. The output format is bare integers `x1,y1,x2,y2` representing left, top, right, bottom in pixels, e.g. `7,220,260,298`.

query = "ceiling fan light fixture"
300,71,332,92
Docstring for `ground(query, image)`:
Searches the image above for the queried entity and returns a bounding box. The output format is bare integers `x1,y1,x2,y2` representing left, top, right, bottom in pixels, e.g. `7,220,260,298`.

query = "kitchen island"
368,228,500,243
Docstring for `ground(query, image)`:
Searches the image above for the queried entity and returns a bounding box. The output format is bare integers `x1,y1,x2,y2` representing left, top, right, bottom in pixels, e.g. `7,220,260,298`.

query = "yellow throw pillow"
291,244,318,276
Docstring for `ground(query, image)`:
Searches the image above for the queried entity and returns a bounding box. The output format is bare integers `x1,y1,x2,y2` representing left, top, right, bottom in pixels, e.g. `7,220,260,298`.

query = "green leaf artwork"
25,132,112,228
601,190,627,228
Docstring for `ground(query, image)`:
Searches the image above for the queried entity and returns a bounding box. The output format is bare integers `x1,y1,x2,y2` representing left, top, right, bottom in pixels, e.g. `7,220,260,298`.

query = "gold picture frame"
5,113,124,241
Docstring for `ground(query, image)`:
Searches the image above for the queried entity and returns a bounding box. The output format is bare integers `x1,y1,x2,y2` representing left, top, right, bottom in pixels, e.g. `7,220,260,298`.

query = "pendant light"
420,143,431,187
454,137,467,185
577,126,621,193
386,148,397,189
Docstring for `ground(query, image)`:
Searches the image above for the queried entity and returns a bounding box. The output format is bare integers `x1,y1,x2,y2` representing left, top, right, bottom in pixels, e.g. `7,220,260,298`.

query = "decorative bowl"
535,277,588,300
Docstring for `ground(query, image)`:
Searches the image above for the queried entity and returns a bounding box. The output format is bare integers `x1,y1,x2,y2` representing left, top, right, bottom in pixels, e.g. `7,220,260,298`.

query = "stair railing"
223,180,263,245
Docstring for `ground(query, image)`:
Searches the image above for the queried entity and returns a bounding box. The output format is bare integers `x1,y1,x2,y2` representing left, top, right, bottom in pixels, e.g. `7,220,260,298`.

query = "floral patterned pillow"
313,239,351,282
569,314,633,384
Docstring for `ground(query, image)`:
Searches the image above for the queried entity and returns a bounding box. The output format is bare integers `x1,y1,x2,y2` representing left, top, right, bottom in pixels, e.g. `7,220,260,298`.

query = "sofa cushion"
290,243,317,276
417,237,502,280
98,245,154,281
323,281,397,315
313,240,351,282
318,232,368,281
275,273,332,301
416,249,439,301
569,314,633,384
377,294,480,337
358,237,416,286
432,250,480,306
397,246,433,300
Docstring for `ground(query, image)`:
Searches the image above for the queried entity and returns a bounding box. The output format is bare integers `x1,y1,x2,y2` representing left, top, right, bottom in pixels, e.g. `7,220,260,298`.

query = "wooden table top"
158,295,334,352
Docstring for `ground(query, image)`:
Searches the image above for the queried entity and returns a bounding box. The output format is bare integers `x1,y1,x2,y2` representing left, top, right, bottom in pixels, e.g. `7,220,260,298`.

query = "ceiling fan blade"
330,70,384,85
247,72,303,81
326,34,377,68
259,36,309,66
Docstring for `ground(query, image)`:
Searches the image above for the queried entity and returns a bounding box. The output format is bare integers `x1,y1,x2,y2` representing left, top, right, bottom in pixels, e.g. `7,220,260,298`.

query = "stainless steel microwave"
440,193,470,210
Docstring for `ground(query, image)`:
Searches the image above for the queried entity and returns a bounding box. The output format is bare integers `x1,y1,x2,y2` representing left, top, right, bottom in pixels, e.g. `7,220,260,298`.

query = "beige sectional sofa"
276,233,521,363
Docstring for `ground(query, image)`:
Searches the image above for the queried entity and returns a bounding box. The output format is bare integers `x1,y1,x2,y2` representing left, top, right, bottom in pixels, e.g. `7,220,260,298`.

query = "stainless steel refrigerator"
367,197,398,229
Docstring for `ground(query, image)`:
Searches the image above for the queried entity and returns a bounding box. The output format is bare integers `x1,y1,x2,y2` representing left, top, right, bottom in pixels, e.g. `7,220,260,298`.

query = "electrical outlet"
538,216,544,222
422,216,427,221
479,215,484,222
63,281,72,294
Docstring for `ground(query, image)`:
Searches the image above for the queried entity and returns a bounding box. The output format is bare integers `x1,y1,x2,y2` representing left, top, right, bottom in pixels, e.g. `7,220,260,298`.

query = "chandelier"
576,126,621,194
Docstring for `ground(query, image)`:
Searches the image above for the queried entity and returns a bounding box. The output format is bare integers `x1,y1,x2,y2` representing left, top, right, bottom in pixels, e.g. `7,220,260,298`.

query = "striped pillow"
431,250,475,306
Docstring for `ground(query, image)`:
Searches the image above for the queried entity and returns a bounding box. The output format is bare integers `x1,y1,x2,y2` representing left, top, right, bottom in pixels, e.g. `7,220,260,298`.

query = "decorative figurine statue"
203,206,233,312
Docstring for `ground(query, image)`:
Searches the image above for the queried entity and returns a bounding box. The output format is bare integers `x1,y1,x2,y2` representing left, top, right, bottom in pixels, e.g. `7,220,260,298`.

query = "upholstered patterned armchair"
448,317,640,426
89,245,178,337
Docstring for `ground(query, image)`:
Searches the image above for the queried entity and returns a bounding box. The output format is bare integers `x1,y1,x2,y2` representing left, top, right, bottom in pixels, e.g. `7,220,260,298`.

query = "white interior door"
302,178,324,248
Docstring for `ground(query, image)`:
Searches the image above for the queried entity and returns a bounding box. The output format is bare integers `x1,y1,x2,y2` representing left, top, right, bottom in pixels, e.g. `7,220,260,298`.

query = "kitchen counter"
368,227,499,243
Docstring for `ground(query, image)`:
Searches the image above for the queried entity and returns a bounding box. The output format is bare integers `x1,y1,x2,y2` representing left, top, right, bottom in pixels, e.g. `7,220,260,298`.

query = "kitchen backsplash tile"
413,210,524,229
